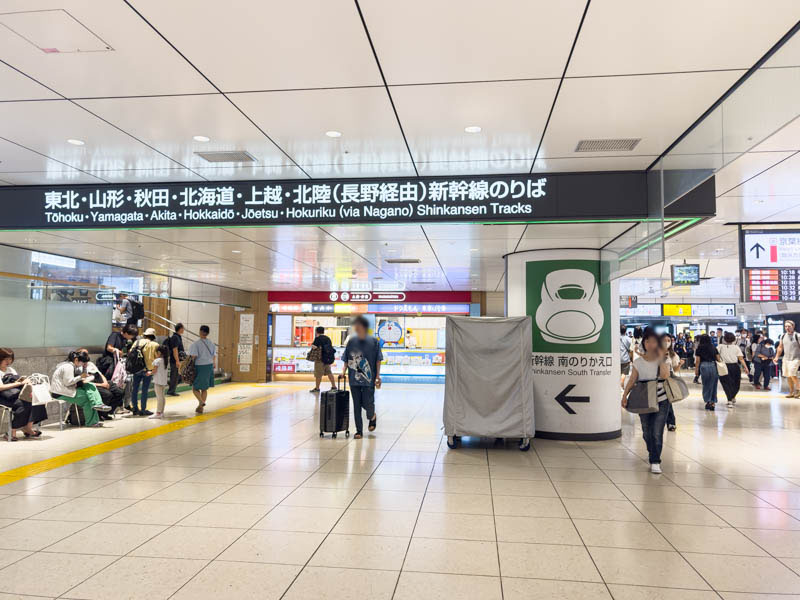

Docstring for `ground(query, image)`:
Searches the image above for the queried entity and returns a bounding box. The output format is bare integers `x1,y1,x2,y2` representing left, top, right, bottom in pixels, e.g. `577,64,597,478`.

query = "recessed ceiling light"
464,126,481,134
325,130,342,138
231,250,241,254
469,248,478,252
193,135,210,142
67,138,85,146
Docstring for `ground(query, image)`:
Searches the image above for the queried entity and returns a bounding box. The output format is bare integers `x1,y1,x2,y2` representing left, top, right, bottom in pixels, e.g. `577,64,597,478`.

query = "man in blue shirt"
342,315,382,439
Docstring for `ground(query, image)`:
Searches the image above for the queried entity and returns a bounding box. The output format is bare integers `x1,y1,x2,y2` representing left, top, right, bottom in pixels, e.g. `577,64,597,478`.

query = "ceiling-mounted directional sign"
555,384,590,415
0,172,658,230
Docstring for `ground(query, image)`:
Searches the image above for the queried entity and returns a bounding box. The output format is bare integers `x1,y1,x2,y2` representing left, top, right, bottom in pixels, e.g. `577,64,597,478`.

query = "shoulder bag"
716,359,728,377
625,380,660,414
306,346,321,362
663,373,689,403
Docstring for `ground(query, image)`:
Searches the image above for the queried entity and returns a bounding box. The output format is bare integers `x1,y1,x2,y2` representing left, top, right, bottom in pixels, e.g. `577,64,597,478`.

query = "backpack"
321,343,336,365
130,300,145,321
125,340,147,375
66,403,86,426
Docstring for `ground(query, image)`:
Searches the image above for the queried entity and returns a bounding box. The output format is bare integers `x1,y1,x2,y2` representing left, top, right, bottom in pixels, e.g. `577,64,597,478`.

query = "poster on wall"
237,344,253,365
239,313,254,344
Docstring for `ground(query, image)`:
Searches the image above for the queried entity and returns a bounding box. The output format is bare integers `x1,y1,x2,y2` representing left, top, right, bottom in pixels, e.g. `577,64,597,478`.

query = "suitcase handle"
337,374,348,391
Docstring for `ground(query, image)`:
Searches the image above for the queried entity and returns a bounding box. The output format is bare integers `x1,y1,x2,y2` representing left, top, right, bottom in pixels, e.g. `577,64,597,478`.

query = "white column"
506,249,621,440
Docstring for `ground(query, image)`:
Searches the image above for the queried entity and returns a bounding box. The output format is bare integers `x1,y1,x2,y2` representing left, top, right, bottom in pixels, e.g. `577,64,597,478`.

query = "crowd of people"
0,321,217,440
620,320,800,472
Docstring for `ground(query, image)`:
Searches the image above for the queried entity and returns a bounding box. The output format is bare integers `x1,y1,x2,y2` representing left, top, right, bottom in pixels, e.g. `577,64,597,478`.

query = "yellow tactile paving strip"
0,387,291,486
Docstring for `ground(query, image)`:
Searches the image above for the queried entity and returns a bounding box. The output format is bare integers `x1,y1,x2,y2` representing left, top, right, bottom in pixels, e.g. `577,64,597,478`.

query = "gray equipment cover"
444,316,535,438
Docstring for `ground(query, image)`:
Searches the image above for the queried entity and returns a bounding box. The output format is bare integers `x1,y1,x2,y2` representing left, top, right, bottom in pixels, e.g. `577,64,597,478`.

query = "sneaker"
91,422,104,427
727,401,734,408
667,424,676,431
167,392,180,397
754,385,761,390
650,463,662,474
140,409,153,416
148,413,163,419
793,391,800,398
309,388,320,393
92,404,112,412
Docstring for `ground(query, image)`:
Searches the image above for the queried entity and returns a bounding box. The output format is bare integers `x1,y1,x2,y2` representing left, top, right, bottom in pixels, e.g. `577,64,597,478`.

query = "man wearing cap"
129,327,160,416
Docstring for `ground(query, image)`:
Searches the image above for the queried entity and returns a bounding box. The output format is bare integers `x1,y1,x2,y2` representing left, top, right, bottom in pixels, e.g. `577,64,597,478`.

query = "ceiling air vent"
194,150,256,163
181,260,219,266
385,258,421,264
575,138,641,152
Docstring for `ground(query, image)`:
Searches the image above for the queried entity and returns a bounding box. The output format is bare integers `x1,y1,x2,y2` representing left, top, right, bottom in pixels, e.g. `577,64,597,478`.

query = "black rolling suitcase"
320,375,350,438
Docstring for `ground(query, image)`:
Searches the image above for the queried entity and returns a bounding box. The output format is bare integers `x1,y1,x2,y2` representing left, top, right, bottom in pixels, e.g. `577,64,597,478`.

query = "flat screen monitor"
671,264,700,285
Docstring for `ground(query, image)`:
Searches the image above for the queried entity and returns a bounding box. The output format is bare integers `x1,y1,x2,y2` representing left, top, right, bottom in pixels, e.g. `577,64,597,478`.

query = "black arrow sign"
750,242,765,258
555,384,590,414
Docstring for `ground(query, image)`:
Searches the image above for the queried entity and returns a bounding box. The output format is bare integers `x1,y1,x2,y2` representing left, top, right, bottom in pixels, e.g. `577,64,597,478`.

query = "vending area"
266,292,477,383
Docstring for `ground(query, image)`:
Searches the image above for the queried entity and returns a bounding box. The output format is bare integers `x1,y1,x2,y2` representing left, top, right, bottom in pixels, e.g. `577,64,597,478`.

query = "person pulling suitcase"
342,315,382,439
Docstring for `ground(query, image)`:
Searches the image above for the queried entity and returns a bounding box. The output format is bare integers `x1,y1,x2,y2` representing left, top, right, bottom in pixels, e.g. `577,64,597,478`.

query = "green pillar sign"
506,249,621,440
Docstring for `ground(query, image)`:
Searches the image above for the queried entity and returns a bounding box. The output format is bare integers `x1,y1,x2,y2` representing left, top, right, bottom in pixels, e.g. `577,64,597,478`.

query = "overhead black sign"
0,172,656,230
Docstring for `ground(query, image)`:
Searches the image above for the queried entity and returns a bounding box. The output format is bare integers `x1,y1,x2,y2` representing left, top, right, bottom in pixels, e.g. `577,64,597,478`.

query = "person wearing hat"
129,327,160,416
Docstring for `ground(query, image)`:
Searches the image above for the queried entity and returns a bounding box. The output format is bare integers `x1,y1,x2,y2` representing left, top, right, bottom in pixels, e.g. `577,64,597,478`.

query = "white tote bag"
26,373,51,406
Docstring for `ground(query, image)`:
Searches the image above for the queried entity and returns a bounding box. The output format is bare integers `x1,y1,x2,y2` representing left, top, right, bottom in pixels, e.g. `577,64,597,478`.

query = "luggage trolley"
443,316,535,452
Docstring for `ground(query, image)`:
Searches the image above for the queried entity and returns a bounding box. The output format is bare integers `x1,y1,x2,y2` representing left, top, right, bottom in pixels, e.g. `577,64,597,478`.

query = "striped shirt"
634,356,668,403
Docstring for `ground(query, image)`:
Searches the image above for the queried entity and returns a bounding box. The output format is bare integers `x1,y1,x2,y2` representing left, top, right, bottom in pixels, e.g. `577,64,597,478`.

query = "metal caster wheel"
519,438,531,452
319,432,324,437
332,432,337,439
345,431,350,438
446,435,459,449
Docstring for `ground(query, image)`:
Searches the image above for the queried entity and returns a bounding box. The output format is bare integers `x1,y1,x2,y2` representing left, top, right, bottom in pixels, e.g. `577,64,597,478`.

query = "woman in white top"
52,351,111,427
719,331,749,407
662,334,683,432
0,347,38,440
622,329,671,473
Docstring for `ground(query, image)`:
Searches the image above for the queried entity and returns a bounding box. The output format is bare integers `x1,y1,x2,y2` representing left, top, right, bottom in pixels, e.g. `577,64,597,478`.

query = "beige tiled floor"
0,382,798,598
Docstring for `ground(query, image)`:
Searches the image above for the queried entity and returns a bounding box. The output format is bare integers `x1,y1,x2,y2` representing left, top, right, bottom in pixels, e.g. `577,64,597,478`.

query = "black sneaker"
141,410,153,416
667,424,676,431
167,392,180,397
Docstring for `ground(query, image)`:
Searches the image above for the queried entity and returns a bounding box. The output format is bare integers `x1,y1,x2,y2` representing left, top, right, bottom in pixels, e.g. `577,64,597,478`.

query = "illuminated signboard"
662,304,692,317
744,268,800,302
620,304,661,317
367,303,471,314
742,230,800,268
0,172,657,230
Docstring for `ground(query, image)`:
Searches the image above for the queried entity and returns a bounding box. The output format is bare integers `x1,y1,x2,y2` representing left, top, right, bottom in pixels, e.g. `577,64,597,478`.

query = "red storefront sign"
269,291,471,303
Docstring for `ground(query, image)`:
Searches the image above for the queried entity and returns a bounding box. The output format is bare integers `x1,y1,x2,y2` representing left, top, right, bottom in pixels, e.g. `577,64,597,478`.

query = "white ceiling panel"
46,229,151,244
416,159,531,176
231,226,330,244
232,88,409,167
392,80,557,163
714,151,796,196
360,0,585,84
78,94,290,169
716,194,800,222
0,1,213,96
727,151,800,197
322,224,426,243
0,100,181,171
191,165,307,181
0,63,58,101
129,0,382,91
0,137,79,173
532,155,656,172
302,163,417,179
135,228,245,244
752,114,800,152
523,222,632,240
422,224,525,241
85,168,205,183
568,0,800,76
0,170,104,185
540,71,744,158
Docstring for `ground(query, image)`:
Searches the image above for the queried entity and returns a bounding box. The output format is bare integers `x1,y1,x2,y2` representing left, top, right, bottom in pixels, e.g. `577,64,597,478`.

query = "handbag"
306,346,321,362
179,355,197,384
25,373,51,406
663,374,689,403
625,380,659,414
111,359,128,387
716,360,728,377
